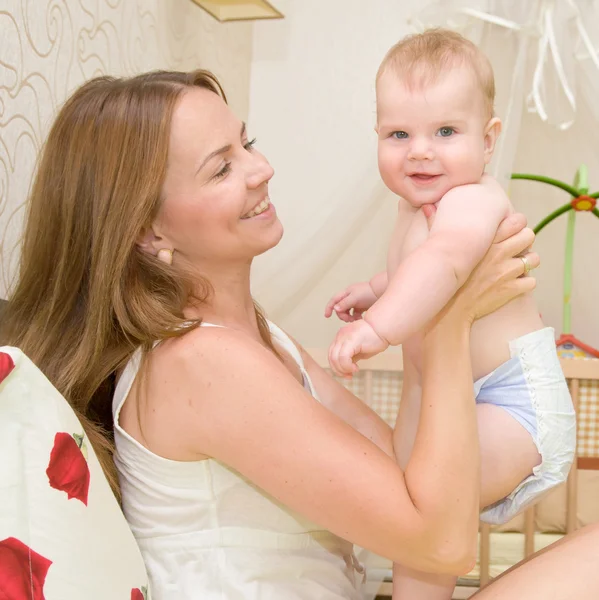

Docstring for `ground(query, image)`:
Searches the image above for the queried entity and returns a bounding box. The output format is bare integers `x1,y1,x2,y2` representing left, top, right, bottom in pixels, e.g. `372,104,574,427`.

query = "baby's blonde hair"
377,28,495,119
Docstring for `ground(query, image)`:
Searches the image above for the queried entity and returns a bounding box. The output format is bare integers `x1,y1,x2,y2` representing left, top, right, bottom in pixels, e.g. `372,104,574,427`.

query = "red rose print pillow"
0,348,151,599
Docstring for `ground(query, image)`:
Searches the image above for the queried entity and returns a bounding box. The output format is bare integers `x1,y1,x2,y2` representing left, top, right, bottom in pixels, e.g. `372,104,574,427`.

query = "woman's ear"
136,225,172,257
483,117,502,165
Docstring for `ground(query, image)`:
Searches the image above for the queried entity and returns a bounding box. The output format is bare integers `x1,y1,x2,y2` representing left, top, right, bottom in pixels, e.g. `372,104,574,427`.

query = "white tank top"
112,321,365,599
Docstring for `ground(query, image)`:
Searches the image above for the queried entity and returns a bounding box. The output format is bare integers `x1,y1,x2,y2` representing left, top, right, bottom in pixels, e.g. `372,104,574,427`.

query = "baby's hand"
328,320,389,378
324,282,378,323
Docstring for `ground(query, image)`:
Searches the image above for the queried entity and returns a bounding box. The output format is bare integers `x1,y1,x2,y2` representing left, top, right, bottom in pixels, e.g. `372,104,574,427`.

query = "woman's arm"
403,316,479,567
393,352,422,470
153,322,476,573
297,344,395,458
288,319,478,567
143,214,535,575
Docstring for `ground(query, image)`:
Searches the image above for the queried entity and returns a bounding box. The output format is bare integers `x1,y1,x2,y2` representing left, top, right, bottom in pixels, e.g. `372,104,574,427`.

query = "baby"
325,29,576,599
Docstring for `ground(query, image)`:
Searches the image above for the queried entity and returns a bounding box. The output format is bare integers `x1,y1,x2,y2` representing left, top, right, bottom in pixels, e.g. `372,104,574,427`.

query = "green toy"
511,166,599,359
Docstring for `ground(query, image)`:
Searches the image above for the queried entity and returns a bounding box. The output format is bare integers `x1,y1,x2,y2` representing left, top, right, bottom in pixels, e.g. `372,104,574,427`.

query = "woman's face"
153,87,281,270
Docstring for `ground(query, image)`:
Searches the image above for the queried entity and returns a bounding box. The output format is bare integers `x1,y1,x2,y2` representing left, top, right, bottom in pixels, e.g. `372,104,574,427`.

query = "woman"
2,70,597,599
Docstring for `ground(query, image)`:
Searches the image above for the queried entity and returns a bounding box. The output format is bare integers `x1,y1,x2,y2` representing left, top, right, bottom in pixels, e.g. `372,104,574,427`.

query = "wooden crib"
306,348,599,599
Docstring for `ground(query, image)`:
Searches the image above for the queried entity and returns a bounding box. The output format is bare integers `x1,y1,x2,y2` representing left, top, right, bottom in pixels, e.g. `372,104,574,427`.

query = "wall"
511,99,599,349
249,0,433,351
249,1,599,351
0,0,253,294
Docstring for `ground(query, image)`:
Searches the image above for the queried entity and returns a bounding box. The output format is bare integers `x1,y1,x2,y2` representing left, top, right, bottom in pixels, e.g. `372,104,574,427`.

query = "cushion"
0,347,150,600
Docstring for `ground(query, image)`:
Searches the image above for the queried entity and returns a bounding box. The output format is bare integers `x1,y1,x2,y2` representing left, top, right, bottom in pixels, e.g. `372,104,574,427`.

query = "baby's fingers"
325,290,350,318
334,293,358,314
338,342,359,379
346,309,364,322
422,203,437,230
328,339,346,378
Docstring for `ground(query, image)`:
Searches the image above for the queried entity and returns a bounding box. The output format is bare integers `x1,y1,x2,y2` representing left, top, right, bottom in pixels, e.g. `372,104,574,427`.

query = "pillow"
0,347,150,600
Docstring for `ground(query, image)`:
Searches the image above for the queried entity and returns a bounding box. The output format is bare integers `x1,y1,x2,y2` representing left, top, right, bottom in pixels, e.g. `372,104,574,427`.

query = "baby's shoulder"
393,204,429,263
440,177,509,210
395,197,422,233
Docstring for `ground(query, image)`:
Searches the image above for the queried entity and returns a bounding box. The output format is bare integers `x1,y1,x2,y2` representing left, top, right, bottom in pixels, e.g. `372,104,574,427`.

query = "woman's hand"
425,208,539,326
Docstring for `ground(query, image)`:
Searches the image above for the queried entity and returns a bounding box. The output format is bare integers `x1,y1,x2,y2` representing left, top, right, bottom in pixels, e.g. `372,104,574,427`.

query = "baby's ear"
483,117,502,164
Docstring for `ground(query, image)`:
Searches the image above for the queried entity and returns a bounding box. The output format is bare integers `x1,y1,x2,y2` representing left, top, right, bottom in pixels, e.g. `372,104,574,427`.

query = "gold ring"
520,254,532,275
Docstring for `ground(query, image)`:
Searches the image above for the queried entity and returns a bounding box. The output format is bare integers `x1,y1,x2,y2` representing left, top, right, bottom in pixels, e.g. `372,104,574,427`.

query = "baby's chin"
414,195,442,207
400,192,445,209
386,179,449,208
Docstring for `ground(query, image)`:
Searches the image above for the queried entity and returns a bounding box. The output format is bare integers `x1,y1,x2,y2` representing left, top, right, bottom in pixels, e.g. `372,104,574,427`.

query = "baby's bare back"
392,203,544,380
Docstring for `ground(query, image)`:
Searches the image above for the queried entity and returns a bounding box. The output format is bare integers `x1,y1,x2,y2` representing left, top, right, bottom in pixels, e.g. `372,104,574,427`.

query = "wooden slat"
560,358,599,380
524,506,536,557
566,378,580,534
578,457,599,470
479,522,491,587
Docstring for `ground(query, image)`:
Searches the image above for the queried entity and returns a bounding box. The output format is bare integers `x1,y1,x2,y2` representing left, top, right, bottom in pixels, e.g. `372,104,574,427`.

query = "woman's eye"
392,131,408,139
437,127,455,137
244,137,257,151
213,162,231,180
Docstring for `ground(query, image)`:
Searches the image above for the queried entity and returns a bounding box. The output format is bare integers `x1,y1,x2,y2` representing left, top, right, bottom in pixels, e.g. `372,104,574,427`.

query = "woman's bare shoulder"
153,325,271,375
146,325,293,404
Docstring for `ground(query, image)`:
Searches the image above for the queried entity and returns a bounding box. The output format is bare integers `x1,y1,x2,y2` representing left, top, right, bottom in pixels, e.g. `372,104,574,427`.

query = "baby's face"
376,65,496,207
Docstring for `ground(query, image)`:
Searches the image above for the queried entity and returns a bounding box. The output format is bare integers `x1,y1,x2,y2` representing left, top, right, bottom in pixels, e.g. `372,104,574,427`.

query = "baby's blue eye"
437,127,454,137
392,131,408,139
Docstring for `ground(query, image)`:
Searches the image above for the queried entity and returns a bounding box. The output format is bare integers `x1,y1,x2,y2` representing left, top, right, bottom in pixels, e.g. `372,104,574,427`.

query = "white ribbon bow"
411,0,599,130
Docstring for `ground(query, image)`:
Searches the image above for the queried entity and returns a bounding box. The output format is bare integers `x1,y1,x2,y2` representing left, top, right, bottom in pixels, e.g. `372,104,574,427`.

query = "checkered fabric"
578,378,599,459
333,371,403,426
333,371,599,455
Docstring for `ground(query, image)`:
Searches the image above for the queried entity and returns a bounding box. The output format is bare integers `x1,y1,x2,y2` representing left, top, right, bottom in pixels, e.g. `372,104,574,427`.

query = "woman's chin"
256,220,284,256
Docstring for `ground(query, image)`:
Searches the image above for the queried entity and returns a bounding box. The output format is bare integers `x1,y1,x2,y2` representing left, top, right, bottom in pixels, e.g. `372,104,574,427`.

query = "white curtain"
248,2,599,595
251,0,599,350
410,0,599,187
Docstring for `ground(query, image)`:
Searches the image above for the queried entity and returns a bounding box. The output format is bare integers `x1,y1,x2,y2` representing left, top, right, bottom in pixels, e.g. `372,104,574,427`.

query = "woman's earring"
157,249,173,265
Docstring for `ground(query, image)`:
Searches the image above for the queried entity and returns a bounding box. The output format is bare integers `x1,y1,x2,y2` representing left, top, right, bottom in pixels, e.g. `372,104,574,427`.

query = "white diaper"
474,327,576,525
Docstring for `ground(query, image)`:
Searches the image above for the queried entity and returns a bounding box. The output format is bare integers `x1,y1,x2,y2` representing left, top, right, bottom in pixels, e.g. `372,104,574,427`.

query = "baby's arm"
364,176,509,346
369,271,388,298
324,272,388,323
324,203,405,322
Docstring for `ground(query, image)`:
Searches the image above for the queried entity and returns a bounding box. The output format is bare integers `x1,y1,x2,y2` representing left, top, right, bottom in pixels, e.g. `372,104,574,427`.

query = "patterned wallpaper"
0,0,252,294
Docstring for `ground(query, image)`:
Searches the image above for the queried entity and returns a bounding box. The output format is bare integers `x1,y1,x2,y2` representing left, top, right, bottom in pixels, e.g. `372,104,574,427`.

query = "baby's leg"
392,374,546,599
477,403,541,508
478,327,576,524
393,329,576,599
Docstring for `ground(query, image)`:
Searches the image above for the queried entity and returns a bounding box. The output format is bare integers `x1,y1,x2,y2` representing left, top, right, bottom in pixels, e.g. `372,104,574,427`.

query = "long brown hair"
1,70,275,500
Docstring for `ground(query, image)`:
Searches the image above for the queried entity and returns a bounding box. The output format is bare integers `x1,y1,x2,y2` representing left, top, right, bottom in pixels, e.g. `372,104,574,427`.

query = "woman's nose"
246,152,274,189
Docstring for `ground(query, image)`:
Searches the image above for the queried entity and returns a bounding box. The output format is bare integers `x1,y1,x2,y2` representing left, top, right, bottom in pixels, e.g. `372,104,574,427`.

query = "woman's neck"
185,262,262,335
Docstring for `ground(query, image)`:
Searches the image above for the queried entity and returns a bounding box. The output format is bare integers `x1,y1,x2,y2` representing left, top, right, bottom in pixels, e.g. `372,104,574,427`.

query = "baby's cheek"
453,146,486,181
378,154,404,192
